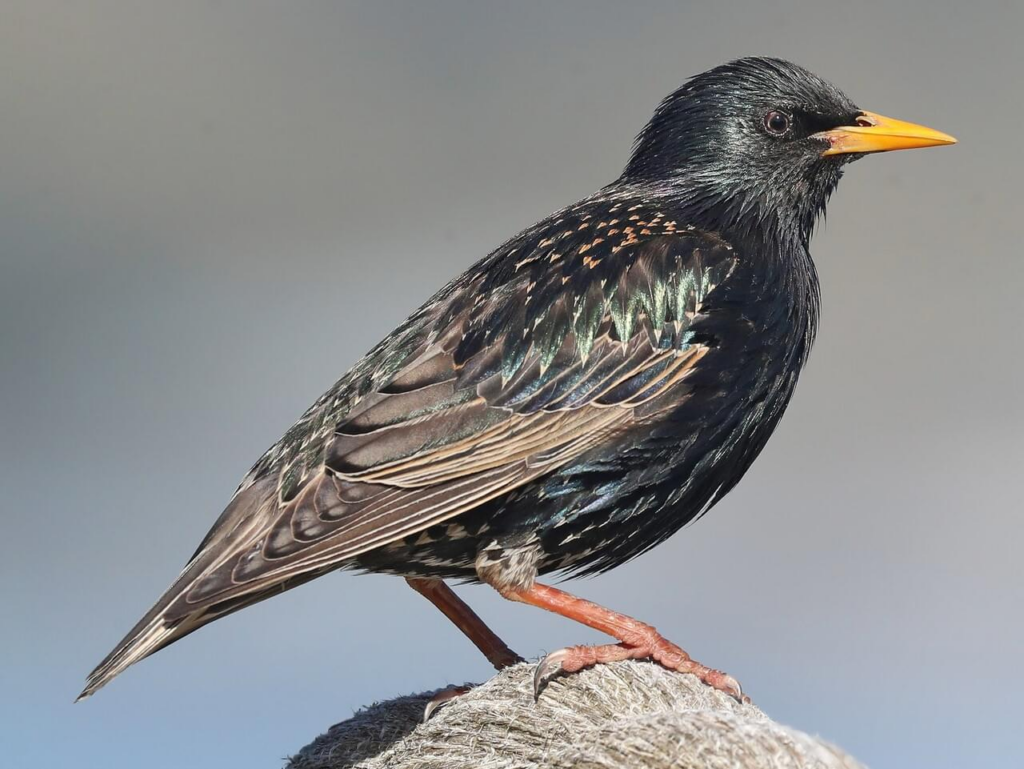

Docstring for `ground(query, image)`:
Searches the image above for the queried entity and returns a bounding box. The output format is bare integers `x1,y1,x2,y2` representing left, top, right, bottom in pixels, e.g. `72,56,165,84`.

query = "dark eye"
764,110,791,136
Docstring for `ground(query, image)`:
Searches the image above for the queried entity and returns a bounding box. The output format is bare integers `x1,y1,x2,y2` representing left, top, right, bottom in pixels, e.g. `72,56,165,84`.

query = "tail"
77,561,323,700
77,478,279,702
76,571,211,701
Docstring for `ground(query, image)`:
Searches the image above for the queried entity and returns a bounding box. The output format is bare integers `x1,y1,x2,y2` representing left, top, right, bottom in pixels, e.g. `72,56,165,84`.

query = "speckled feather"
186,202,747,600
163,182,819,612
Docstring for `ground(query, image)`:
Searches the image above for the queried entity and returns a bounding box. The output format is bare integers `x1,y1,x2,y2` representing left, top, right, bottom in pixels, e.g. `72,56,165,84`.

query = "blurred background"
2,2,1021,767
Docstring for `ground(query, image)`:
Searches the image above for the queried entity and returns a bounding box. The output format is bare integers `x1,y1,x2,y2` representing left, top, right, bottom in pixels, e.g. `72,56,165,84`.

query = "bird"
78,57,955,704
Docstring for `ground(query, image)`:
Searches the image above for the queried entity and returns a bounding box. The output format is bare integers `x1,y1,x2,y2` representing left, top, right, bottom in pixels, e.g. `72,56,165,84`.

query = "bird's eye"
764,111,791,136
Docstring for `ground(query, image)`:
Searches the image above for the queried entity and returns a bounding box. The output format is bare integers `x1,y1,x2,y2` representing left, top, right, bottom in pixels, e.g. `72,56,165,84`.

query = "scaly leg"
494,581,747,702
406,577,522,669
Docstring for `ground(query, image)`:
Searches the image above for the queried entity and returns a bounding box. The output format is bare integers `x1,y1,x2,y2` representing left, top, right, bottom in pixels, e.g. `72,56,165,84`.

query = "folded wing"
171,230,737,616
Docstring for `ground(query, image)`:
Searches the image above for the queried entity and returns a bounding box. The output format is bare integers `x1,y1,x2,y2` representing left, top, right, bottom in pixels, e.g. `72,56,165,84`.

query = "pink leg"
406,577,522,669
406,577,523,720
497,581,747,702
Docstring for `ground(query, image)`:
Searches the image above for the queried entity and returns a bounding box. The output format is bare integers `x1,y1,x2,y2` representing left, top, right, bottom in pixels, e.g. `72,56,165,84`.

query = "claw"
422,685,471,721
722,673,744,703
533,648,569,700
422,698,444,722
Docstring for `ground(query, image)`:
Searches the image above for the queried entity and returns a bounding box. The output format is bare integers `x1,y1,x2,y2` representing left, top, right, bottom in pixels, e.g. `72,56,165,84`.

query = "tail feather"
76,583,205,701
77,478,279,701
76,566,326,700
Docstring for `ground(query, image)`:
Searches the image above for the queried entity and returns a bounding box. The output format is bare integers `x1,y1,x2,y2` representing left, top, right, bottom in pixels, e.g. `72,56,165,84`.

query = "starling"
79,57,955,703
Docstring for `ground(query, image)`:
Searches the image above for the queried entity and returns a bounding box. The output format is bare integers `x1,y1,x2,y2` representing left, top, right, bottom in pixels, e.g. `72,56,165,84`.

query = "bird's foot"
533,638,748,704
491,581,748,704
423,684,473,721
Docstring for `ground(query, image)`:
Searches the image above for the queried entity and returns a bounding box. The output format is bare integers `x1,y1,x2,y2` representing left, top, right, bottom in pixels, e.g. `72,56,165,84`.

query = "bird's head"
621,57,955,246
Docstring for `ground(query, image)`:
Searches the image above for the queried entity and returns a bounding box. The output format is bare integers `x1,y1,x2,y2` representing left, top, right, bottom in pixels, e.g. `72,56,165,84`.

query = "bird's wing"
166,221,739,619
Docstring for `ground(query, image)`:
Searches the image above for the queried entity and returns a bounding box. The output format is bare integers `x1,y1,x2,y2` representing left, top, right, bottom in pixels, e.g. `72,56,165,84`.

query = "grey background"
2,2,1020,768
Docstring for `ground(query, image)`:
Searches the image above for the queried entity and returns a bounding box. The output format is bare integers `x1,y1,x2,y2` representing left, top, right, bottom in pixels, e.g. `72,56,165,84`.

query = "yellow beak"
815,111,957,156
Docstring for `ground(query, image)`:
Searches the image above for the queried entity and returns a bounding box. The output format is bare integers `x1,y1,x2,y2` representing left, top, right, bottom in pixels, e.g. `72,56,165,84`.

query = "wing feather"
165,222,737,619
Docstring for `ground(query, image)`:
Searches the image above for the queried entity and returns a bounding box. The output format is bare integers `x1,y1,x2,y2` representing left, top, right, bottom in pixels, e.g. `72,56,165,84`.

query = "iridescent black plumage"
80,57,952,700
